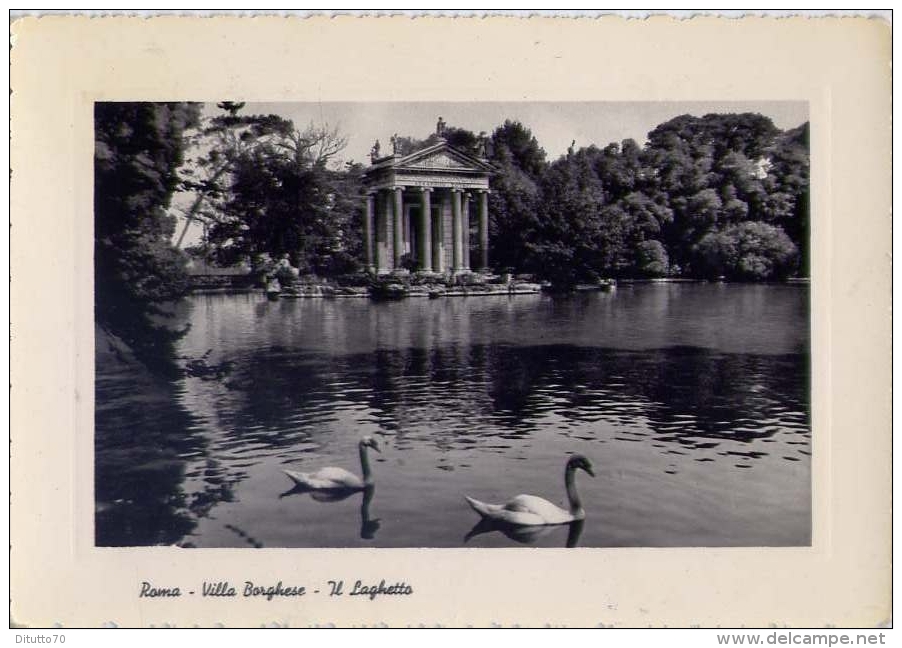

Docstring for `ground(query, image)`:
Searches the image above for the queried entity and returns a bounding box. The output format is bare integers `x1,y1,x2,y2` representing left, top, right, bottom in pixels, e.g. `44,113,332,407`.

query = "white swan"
283,436,381,490
465,454,595,526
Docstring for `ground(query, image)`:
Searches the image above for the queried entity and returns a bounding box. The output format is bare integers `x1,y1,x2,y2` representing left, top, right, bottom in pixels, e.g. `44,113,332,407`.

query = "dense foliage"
179,106,363,275
94,102,201,373
484,113,809,283
485,120,548,273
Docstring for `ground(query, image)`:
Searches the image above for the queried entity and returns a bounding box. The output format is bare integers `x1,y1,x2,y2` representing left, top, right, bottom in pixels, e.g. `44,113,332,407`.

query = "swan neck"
359,443,373,483
565,464,583,515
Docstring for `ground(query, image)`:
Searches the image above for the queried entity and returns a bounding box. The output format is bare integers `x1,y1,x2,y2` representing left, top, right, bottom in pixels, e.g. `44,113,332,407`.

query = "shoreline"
187,275,810,298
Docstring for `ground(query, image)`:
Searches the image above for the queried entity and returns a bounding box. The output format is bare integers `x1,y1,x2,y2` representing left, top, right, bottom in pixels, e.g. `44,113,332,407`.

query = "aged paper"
10,15,891,627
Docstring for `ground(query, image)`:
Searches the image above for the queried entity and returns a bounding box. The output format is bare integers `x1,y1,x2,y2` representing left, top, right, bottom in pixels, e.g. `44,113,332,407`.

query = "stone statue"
477,131,488,157
436,116,446,137
370,139,381,161
390,133,399,154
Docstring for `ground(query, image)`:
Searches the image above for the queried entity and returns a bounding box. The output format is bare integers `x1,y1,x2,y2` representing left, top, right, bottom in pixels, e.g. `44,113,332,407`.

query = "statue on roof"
390,133,399,155
370,139,381,162
477,131,488,157
436,116,446,138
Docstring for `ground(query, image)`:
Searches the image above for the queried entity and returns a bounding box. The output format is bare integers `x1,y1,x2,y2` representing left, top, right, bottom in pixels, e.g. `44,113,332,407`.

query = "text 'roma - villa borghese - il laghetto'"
362,118,494,274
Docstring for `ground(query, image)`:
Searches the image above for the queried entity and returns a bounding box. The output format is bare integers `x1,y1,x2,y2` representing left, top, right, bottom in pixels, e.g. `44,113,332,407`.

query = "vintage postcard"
9,14,891,628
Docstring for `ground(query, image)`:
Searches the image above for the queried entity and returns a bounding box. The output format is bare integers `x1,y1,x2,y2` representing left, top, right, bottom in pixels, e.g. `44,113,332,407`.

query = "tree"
635,240,670,277
442,126,481,155
647,112,779,161
318,162,366,275
217,101,246,117
486,143,543,272
641,113,808,276
484,112,807,282
594,139,644,199
686,188,724,234
173,105,294,248
95,102,201,374
607,191,674,276
200,114,357,275
693,221,798,280
275,122,349,168
491,119,547,177
618,191,673,239
763,122,810,275
529,150,609,285
487,120,548,272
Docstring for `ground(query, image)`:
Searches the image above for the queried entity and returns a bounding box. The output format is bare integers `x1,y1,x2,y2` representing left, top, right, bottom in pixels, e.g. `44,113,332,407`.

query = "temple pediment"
397,144,493,173
405,150,469,170
364,138,494,193
368,140,495,175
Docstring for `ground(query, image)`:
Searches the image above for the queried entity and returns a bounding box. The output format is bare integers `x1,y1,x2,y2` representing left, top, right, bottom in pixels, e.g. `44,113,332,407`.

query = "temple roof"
365,139,495,177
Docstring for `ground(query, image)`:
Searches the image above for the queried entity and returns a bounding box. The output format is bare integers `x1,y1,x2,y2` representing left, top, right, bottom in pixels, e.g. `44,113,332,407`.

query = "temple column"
451,188,463,273
478,189,490,271
418,188,433,272
402,201,411,255
393,186,404,269
434,192,446,272
461,192,471,271
364,192,375,273
376,190,388,272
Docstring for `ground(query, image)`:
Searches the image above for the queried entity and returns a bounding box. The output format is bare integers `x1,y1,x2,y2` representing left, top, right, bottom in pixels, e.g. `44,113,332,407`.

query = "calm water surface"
95,283,810,547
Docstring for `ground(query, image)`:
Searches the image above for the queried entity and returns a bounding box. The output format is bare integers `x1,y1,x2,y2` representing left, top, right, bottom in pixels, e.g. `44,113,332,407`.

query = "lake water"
95,283,810,548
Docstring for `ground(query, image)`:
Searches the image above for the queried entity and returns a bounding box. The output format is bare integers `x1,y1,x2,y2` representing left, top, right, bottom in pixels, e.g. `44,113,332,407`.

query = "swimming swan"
283,436,381,490
465,454,594,526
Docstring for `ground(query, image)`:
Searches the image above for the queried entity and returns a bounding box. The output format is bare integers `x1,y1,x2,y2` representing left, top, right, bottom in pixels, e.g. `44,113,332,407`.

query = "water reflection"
95,285,810,547
279,484,381,541
94,326,212,546
465,519,584,548
209,342,805,455
359,486,381,540
224,523,264,548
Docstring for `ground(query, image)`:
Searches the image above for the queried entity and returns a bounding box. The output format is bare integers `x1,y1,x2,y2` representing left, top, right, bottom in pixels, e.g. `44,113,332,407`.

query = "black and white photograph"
94,100,811,549
11,14,890,629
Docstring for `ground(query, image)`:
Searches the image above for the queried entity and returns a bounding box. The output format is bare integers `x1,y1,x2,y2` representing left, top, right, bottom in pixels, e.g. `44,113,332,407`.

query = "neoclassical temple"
362,123,494,274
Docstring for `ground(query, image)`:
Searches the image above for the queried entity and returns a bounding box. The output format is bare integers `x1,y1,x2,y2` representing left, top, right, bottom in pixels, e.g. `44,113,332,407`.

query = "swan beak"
370,440,382,453
585,464,595,477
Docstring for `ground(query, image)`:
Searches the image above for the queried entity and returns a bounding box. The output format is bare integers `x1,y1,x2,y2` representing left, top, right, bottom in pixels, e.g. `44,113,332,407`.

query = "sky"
218,100,809,166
